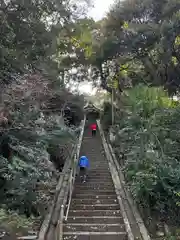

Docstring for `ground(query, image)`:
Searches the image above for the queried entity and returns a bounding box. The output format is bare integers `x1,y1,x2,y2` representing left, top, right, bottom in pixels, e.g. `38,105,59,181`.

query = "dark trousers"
92,129,96,136
79,167,87,182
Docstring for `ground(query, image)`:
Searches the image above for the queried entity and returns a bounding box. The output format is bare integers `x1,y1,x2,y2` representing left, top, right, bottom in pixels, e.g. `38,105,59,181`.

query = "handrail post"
65,169,73,221
64,143,78,221
73,159,76,184
57,205,64,240
57,117,85,238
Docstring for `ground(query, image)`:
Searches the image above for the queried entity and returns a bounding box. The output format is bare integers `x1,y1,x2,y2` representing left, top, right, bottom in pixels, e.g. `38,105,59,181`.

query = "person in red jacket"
90,123,97,136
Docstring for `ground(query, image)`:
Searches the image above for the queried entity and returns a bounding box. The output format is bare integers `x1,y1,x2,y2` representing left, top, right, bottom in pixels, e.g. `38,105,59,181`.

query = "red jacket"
90,124,97,130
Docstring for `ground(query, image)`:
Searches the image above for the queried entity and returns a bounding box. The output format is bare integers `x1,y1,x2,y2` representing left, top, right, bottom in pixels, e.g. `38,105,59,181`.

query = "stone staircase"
63,126,128,240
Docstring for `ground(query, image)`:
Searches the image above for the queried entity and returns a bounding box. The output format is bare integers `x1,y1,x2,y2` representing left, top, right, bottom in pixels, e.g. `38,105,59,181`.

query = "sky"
88,0,114,21
79,0,114,95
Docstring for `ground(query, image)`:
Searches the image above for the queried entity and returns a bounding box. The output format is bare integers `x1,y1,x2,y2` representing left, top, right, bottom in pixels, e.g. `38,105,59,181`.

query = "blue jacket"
78,156,89,168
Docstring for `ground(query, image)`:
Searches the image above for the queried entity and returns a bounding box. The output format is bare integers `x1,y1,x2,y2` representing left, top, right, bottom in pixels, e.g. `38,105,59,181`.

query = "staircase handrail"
38,146,76,240
56,115,86,240
97,120,151,240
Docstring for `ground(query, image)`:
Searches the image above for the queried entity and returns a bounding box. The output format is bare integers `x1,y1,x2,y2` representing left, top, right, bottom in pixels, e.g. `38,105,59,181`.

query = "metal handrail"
65,161,76,220
56,153,77,240
55,116,86,240
56,151,79,240
97,120,151,240
56,205,64,240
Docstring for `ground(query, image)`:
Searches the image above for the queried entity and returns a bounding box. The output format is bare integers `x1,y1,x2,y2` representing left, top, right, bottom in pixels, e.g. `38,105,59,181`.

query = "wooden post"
112,88,114,126
59,205,64,240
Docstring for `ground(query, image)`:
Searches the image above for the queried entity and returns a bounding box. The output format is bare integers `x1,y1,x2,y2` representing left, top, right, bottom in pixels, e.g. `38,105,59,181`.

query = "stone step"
75,182,114,185
63,232,127,240
85,174,112,177
74,179,113,184
70,204,120,211
75,180,113,184
88,170,111,172
63,223,125,232
87,170,109,172
66,216,124,224
73,186,114,191
81,166,109,170
86,170,110,173
85,176,112,179
87,164,108,166
71,198,118,205
88,166,109,168
72,193,117,199
76,176,112,180
86,163,108,165
74,186,114,190
86,160,108,162
86,168,110,171
73,190,116,195
76,173,110,176
86,165,109,168
83,160,106,162
73,183,114,187
74,183,114,187
66,135,128,240
68,210,121,217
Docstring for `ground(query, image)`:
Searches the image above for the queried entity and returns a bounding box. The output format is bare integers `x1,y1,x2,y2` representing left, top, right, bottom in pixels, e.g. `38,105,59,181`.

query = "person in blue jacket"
78,155,89,183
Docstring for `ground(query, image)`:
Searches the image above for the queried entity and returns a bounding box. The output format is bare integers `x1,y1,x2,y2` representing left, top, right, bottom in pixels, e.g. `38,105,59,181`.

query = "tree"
0,0,91,235
99,0,180,236
96,0,180,94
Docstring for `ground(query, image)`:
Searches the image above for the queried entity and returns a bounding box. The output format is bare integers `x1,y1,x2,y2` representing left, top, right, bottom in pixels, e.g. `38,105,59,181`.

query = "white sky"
78,81,96,95
79,0,114,95
88,0,113,21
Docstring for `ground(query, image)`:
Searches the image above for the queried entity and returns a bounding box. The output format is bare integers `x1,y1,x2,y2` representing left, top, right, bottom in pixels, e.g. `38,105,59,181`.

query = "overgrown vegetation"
2,0,180,237
0,0,89,236
101,86,180,236
94,0,180,237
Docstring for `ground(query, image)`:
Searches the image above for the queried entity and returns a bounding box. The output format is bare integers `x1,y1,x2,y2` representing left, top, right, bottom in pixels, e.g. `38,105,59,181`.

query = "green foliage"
101,102,112,131
82,0,180,94
0,208,35,234
0,121,78,215
124,85,177,117
0,0,91,84
103,85,180,223
0,0,88,234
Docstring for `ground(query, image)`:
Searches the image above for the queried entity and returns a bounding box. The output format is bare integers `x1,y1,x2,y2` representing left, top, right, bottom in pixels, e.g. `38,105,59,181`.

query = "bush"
0,208,35,235
0,124,78,217
103,85,180,223
101,101,113,131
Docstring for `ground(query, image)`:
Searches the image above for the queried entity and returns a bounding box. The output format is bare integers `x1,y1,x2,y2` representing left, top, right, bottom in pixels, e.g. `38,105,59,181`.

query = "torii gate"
83,101,101,124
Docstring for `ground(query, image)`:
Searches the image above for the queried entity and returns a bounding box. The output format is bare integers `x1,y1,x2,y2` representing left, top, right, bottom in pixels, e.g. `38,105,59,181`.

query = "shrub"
0,208,35,235
103,85,180,223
